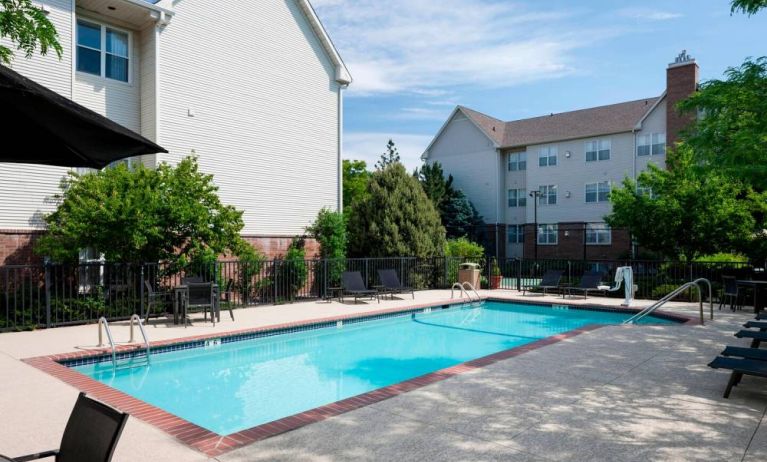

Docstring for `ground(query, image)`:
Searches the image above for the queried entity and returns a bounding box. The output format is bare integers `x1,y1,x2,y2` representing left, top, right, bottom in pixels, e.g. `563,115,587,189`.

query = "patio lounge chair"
721,346,767,361
708,356,767,398
521,270,563,296
10,392,128,462
735,329,767,348
341,271,379,304
563,272,606,299
377,269,414,300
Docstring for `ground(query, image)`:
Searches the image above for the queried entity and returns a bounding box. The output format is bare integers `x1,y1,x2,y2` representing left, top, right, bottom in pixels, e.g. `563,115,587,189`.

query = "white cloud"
312,0,607,97
617,8,682,21
344,132,434,171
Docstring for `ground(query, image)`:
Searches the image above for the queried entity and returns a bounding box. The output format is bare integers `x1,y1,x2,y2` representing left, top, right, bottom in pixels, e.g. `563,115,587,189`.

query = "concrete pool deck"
1,290,766,461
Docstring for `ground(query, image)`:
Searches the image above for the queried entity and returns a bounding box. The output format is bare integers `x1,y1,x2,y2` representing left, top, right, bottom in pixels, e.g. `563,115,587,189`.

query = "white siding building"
0,0,350,263
423,53,698,260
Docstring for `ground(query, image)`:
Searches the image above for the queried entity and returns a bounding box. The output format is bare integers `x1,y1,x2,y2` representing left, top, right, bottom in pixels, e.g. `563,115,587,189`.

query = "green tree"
348,163,446,257
415,162,450,207
0,0,62,64
37,157,253,266
441,189,484,239
306,208,346,293
445,237,485,260
342,159,371,213
731,0,767,14
605,145,759,261
415,161,484,239
375,139,401,170
678,57,767,189
273,237,308,302
306,208,347,260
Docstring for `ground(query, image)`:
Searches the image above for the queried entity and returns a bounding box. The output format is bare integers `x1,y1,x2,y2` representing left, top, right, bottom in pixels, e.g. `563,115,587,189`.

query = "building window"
638,133,665,156
585,223,612,245
585,139,611,162
76,19,130,83
637,185,654,198
652,133,666,155
508,152,527,171
507,188,526,207
538,185,557,205
585,181,610,203
537,224,558,245
507,225,524,244
538,146,557,167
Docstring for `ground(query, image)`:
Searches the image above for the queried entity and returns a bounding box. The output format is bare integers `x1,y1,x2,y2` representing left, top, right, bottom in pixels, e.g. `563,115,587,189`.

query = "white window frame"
585,181,610,203
537,224,558,245
585,139,611,162
508,152,527,171
637,185,654,198
538,185,557,206
585,223,612,246
638,133,665,157
507,188,526,207
538,146,557,167
76,18,132,84
507,224,524,244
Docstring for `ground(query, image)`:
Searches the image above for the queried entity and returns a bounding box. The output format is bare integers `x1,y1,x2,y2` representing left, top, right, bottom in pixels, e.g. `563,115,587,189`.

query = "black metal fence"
0,257,758,331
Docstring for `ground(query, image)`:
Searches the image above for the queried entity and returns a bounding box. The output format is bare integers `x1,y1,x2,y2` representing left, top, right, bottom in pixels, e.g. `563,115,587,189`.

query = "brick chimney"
666,50,699,146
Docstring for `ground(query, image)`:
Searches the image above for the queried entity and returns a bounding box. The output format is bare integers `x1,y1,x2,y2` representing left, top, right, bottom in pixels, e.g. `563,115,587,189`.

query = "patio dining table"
736,280,767,314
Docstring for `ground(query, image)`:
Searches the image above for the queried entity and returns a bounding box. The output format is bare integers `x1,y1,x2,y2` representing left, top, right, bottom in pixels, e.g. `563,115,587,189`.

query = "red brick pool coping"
22,297,696,457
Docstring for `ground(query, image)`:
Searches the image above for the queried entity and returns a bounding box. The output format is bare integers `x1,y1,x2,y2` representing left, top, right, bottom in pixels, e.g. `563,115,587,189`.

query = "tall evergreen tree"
348,163,446,257
375,139,401,170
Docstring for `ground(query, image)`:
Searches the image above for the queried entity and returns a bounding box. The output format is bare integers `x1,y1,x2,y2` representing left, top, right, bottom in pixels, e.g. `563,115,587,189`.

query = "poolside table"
172,283,219,325
736,280,767,314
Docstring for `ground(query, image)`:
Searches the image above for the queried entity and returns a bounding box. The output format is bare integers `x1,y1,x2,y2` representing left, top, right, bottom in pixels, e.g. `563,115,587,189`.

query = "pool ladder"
623,278,712,325
451,282,481,303
98,315,151,369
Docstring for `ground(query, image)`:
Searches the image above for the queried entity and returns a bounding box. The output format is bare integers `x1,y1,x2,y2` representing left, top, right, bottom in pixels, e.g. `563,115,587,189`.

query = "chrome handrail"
461,281,481,302
97,317,117,368
451,282,468,300
129,314,151,364
623,278,712,325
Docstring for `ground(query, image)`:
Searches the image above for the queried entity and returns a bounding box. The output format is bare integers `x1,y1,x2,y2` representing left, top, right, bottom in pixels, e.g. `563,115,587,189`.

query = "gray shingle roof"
460,97,660,149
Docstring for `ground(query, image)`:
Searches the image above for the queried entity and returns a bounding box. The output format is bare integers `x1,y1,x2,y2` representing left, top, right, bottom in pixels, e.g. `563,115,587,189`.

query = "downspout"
337,84,347,212
70,1,76,99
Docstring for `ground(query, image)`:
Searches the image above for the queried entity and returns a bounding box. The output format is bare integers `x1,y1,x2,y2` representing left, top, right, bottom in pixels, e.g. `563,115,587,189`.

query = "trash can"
458,262,481,290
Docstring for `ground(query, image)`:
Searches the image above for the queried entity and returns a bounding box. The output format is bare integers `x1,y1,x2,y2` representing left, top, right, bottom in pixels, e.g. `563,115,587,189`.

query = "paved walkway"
1,291,766,461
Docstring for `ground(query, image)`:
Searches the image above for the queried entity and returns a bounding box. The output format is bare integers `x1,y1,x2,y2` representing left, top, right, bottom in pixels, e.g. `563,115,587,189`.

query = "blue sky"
312,0,767,170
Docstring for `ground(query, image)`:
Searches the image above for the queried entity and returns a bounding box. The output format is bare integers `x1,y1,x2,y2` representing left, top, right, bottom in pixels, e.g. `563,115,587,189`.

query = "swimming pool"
69,301,678,436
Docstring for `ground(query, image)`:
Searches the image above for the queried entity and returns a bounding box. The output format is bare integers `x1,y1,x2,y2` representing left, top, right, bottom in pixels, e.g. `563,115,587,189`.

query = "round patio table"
736,280,767,313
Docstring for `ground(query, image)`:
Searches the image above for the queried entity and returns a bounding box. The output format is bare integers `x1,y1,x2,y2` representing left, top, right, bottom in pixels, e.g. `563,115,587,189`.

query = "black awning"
0,64,167,169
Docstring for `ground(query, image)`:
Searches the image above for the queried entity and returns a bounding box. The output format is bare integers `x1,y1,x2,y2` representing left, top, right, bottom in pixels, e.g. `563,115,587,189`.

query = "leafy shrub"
650,283,701,302
693,253,749,263
273,238,308,302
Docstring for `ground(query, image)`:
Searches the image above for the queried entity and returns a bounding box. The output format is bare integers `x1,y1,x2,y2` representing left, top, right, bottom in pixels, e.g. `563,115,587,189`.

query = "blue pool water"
71,301,676,435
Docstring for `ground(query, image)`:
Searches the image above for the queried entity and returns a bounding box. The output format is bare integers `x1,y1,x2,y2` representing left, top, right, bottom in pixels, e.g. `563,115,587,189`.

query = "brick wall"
0,230,320,266
241,236,320,260
666,60,699,147
521,223,630,260
0,230,45,265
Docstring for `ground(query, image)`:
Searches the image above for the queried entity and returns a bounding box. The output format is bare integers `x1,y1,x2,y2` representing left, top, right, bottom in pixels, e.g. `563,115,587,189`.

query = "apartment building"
0,0,351,264
422,52,699,260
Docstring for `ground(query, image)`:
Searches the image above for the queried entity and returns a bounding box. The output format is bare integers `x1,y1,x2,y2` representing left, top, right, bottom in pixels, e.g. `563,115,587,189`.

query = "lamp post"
529,190,542,260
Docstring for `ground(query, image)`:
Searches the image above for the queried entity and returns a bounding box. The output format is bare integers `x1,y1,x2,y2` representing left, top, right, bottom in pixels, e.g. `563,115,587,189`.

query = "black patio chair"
184,282,217,326
341,271,379,304
143,280,171,325
521,270,563,296
563,272,606,299
10,392,128,462
377,269,414,299
719,276,742,311
219,278,236,321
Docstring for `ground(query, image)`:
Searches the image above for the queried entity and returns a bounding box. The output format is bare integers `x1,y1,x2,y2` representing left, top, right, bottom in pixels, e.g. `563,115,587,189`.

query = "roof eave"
296,0,352,85
421,106,501,160
501,129,637,150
